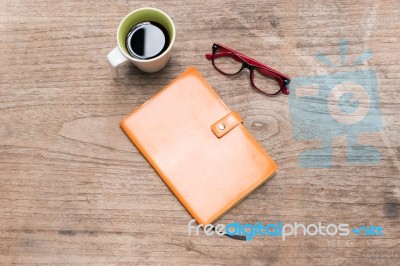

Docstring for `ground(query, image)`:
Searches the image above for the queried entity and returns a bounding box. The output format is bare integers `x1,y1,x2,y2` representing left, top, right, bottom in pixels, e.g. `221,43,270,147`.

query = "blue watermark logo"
288,39,382,168
188,219,384,241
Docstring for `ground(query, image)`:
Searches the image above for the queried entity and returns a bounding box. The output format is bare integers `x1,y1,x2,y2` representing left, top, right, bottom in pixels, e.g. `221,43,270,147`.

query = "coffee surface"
125,21,170,60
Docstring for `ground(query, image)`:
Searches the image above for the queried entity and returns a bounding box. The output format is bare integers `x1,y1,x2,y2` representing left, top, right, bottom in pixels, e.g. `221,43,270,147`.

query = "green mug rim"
117,7,176,62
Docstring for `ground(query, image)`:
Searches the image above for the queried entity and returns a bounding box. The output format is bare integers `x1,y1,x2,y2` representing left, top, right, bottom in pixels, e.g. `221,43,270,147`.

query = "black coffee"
125,21,170,60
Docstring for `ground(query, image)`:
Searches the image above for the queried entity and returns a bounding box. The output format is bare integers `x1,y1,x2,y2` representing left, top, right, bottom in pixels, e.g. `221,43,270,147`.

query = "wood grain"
1,0,399,265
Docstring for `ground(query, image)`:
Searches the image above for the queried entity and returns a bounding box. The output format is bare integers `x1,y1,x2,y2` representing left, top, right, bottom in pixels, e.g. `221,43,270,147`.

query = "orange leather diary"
120,67,277,225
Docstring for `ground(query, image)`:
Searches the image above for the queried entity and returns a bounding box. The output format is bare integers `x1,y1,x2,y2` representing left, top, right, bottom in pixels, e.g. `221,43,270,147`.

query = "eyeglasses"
205,43,290,96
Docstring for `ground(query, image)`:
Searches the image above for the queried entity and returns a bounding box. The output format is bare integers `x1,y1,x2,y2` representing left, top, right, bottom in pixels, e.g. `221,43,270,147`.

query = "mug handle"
107,47,129,78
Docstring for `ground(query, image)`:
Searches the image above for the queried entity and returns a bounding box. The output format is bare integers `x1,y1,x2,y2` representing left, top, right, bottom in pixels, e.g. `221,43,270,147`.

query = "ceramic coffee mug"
107,8,176,77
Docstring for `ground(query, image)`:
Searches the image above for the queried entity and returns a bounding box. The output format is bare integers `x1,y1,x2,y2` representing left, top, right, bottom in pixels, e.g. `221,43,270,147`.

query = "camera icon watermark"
288,39,382,168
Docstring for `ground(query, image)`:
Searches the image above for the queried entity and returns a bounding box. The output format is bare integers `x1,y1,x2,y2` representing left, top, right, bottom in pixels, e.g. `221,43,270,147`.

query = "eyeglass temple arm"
232,52,290,80
205,52,242,63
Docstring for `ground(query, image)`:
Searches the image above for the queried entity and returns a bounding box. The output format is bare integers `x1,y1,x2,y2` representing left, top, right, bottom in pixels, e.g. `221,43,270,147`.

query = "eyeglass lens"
212,47,243,75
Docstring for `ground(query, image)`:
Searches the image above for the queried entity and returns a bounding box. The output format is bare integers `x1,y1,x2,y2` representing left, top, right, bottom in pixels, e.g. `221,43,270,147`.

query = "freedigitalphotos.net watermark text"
188,219,383,241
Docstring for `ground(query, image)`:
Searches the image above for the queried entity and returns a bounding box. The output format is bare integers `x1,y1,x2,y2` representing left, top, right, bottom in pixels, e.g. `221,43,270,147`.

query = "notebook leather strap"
211,111,243,138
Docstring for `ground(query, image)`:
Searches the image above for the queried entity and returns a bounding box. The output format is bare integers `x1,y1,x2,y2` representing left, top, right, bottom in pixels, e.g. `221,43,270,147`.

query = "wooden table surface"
1,0,399,265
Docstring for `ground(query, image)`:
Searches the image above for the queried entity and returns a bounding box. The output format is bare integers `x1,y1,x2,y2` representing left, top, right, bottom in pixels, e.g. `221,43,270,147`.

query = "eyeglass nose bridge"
238,61,254,74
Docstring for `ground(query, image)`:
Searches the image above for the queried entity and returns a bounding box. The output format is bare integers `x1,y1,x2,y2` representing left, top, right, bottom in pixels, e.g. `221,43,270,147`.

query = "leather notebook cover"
120,67,277,225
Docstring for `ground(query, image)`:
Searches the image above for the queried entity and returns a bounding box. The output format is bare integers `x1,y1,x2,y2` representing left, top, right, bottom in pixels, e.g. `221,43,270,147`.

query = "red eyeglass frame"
205,43,291,95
